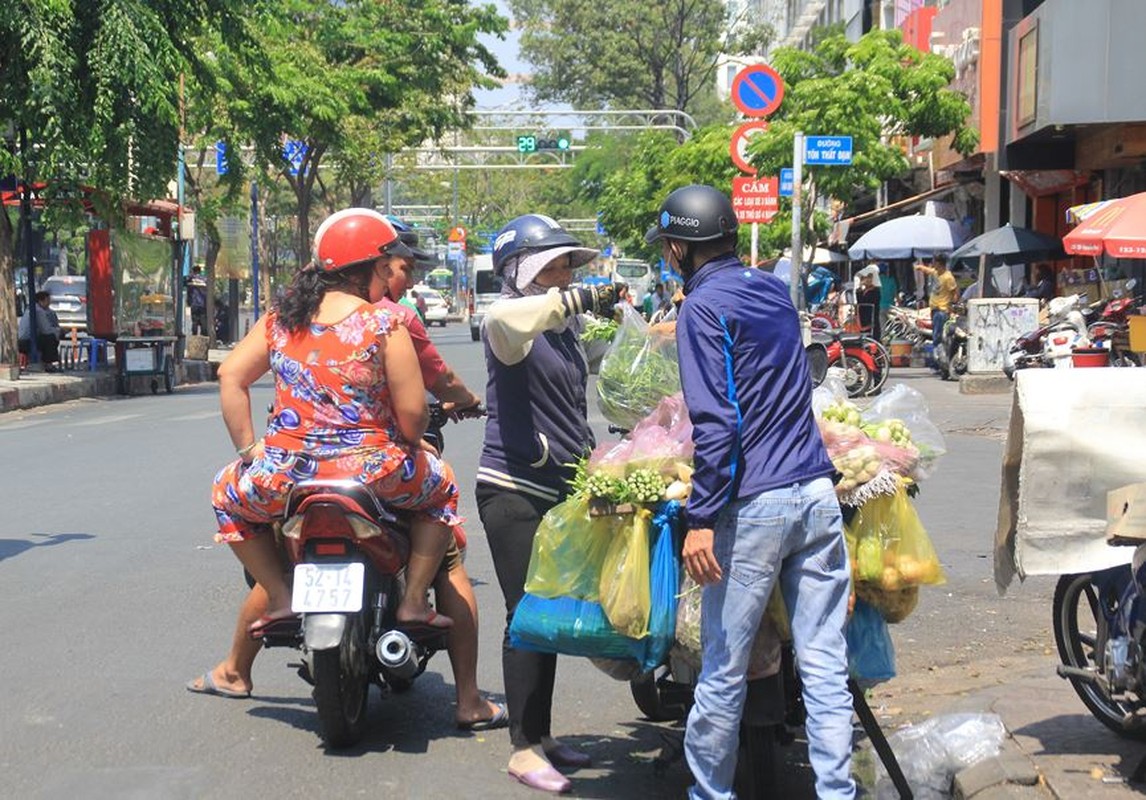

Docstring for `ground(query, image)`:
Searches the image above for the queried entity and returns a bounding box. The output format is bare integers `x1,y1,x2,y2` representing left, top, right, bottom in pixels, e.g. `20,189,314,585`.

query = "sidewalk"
0,353,223,413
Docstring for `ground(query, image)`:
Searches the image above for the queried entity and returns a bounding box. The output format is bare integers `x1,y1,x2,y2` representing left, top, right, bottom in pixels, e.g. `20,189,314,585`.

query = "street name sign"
804,136,853,165
779,168,794,197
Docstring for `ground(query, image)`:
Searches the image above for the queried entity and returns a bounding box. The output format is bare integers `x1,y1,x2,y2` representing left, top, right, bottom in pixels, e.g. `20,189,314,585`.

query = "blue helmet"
492,214,581,276
385,214,434,264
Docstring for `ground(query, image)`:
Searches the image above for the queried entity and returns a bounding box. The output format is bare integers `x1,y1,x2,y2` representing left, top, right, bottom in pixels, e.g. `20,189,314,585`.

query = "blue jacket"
677,254,834,529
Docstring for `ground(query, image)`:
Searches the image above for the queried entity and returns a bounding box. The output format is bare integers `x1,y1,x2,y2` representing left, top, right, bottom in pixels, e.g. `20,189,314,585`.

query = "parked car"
42,275,88,334
408,284,449,326
468,254,501,341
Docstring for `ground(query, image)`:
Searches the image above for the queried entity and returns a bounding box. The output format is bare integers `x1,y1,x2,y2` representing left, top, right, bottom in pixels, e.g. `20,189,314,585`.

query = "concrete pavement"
4,359,1143,798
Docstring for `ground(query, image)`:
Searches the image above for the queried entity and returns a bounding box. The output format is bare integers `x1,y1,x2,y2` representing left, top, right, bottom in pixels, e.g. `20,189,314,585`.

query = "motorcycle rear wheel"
1052,573,1146,739
312,611,371,748
630,666,691,722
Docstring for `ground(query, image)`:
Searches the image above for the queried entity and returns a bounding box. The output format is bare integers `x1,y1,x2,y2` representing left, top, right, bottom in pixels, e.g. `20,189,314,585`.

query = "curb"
0,359,219,413
959,373,1013,395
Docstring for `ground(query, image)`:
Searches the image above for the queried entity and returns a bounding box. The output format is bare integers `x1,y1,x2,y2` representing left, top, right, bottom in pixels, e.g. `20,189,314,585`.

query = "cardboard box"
1108,483,1146,545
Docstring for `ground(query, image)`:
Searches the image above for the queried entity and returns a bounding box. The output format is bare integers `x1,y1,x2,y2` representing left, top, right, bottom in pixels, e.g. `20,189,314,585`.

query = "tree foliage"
747,29,977,208
212,0,506,266
0,0,255,370
509,0,771,118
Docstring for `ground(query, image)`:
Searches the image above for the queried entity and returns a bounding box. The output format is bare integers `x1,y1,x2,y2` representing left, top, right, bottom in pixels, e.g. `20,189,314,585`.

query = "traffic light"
516,133,571,152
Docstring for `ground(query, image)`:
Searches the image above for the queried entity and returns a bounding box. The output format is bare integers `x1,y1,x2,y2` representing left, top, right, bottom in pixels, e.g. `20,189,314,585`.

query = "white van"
468,254,502,341
612,258,655,305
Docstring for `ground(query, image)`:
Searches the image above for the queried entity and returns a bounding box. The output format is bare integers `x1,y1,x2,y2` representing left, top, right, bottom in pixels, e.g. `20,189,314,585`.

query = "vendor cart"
115,336,176,395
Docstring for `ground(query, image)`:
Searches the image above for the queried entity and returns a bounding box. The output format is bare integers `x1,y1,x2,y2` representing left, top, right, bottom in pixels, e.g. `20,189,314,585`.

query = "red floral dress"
212,305,460,542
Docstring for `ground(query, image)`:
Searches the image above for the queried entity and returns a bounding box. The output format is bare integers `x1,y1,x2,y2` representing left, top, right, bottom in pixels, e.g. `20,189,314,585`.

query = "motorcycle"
884,304,933,345
1003,293,1091,378
1054,544,1146,739
1087,279,1141,367
934,303,969,381
255,403,473,748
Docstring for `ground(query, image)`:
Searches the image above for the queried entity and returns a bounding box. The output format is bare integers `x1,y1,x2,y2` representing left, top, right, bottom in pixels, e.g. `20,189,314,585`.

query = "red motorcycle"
813,329,889,397
1087,279,1142,367
256,404,473,747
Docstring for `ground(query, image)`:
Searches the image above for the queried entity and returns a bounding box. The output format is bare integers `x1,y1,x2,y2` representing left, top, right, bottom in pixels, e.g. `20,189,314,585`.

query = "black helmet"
492,214,581,276
645,184,738,244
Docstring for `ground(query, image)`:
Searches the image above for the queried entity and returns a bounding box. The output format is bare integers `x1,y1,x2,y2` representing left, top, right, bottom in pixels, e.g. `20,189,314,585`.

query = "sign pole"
751,222,759,268
790,131,804,310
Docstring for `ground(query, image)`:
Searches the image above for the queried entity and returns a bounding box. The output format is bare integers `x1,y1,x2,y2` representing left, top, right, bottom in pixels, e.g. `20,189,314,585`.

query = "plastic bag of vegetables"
599,508,653,638
845,485,946,591
523,496,624,601
596,304,682,429
862,383,947,479
589,393,694,483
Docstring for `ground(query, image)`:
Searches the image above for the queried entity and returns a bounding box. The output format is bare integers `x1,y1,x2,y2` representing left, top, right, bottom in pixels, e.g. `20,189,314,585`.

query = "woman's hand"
418,438,440,458
239,440,265,466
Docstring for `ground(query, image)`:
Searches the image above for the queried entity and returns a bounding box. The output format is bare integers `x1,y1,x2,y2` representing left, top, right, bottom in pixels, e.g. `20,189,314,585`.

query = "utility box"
966,297,1039,373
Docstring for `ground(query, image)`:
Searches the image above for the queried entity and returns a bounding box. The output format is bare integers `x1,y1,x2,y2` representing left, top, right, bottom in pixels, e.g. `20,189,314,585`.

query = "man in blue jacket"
646,185,855,800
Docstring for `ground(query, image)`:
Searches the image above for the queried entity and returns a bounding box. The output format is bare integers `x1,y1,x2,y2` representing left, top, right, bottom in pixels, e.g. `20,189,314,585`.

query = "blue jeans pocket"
723,514,785,588
810,506,847,574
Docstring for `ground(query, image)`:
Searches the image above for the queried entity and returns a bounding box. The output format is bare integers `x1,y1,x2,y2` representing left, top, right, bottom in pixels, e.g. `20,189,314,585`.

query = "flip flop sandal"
457,703,509,732
186,672,251,699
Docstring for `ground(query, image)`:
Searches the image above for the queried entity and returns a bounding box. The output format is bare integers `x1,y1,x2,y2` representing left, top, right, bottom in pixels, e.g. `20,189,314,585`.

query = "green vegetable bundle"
596,306,681,429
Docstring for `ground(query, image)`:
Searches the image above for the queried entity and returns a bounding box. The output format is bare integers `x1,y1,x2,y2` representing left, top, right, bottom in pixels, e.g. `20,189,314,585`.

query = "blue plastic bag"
847,598,896,685
509,501,682,672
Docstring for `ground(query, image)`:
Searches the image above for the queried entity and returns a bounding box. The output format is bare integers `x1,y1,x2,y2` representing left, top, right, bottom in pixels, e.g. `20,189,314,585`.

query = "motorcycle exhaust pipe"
376,629,421,680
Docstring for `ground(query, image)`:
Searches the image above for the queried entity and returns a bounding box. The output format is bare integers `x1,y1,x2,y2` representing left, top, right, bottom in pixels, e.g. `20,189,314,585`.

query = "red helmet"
312,208,414,272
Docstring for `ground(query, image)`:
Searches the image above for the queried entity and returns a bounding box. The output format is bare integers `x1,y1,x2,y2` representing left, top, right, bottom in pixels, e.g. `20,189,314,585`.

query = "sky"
472,0,529,109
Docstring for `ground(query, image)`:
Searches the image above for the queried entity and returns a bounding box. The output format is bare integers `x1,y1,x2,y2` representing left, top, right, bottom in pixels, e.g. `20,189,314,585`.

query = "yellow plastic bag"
845,485,945,592
599,508,652,638
523,496,622,601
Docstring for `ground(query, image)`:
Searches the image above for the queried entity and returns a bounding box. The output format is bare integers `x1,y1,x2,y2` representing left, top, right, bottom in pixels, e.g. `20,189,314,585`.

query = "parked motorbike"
1087,279,1141,367
935,303,969,381
1003,293,1091,378
884,304,932,345
255,403,477,748
1054,545,1146,739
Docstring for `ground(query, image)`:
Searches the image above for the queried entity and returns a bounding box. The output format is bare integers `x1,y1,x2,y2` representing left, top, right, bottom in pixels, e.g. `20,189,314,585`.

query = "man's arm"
677,302,740,531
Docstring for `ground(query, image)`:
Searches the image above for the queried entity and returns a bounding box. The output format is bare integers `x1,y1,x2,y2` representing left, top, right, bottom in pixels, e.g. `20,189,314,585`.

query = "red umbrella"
1063,192,1146,258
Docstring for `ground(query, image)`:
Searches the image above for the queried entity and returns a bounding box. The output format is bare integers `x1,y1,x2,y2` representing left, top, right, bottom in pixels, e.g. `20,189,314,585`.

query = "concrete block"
954,750,1040,799
959,373,1014,395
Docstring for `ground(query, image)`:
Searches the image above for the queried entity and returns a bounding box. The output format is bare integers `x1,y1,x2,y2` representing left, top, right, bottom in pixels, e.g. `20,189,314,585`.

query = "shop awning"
1001,169,1090,198
830,184,958,245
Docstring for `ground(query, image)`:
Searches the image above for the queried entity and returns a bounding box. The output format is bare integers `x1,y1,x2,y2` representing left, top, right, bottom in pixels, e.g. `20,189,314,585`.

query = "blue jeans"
686,476,855,800
931,309,948,356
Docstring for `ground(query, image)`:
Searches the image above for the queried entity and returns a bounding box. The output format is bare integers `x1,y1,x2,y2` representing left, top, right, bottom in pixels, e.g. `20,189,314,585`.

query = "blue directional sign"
596,213,607,236
804,136,853,166
779,168,794,197
283,139,307,176
215,141,229,175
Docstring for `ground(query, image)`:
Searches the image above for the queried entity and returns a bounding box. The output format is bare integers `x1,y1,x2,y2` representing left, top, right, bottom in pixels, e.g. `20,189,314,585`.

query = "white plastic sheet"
995,369,1144,593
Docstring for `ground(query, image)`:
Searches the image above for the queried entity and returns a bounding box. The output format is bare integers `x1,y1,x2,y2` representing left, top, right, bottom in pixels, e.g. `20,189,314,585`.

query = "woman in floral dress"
210,209,459,646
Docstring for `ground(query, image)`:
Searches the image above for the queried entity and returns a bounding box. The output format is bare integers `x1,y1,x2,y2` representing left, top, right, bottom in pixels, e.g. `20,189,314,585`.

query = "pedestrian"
646,185,855,800
476,213,621,794
916,253,957,370
878,262,898,336
855,265,882,341
18,290,61,371
1026,264,1055,304
191,209,461,696
185,265,208,336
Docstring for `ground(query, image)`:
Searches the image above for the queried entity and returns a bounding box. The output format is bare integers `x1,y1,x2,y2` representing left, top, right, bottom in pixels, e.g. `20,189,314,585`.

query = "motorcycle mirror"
1128,278,1138,292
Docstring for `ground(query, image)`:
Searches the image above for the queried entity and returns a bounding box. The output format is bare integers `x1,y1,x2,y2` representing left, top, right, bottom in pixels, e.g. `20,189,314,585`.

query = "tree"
212,0,506,268
746,29,978,235
0,0,254,374
509,0,771,119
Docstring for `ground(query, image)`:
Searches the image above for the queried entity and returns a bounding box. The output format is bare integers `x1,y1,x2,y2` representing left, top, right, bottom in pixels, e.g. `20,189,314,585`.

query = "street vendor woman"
646,185,856,800
475,213,622,794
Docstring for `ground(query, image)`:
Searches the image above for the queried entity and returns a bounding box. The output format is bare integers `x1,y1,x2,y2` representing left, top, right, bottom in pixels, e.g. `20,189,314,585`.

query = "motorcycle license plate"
292,563,365,613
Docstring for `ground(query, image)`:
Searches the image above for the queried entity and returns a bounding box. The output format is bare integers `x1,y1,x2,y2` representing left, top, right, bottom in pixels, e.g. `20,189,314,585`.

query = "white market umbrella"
848,214,963,260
